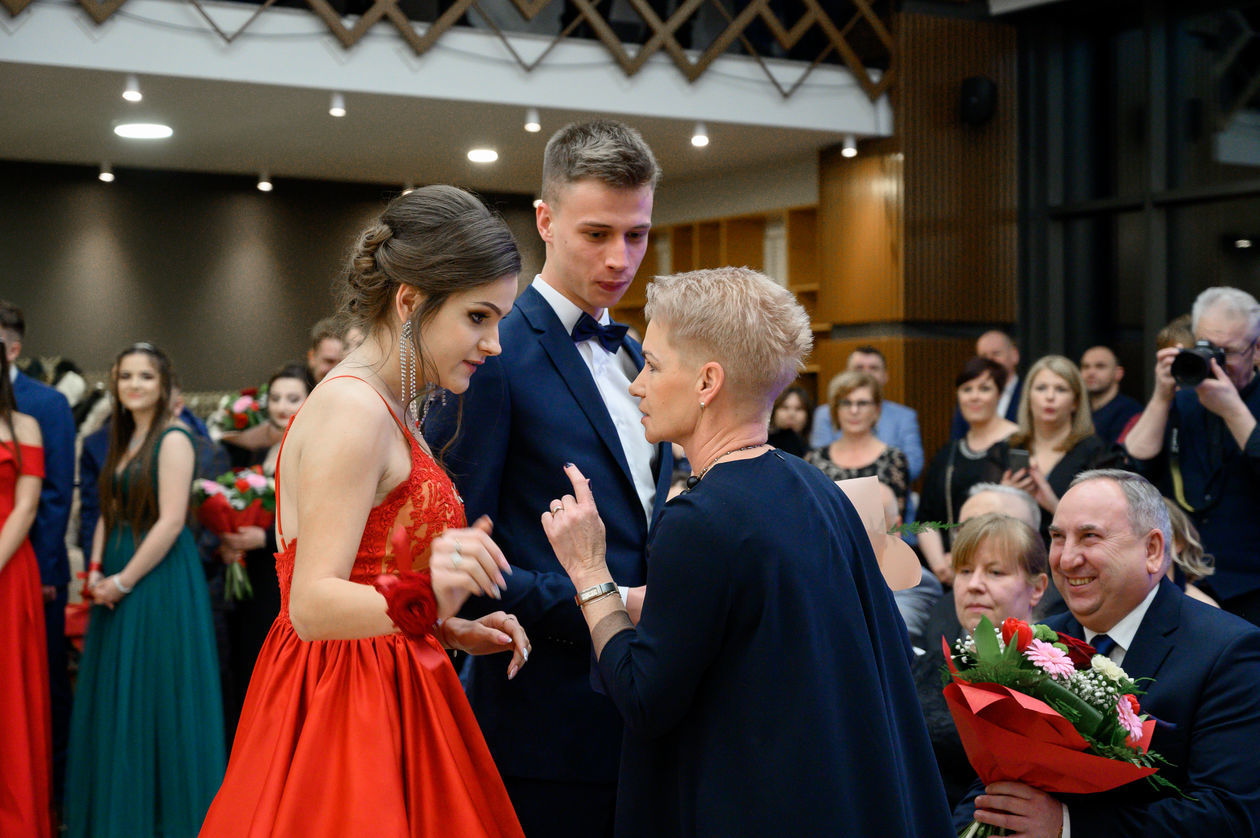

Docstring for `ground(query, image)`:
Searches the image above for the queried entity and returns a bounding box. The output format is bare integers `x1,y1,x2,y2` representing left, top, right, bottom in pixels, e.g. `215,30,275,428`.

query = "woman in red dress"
201,186,530,837
0,340,52,838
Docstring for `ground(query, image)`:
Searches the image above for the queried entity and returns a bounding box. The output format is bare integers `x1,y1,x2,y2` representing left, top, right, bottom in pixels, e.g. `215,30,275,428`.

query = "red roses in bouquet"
945,616,1179,838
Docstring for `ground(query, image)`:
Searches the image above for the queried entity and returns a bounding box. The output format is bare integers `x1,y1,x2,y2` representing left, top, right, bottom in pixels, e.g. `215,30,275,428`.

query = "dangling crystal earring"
400,320,418,435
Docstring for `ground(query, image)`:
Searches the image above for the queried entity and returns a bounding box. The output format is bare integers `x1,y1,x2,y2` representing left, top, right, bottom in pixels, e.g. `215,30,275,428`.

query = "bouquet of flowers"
193,465,276,601
945,616,1178,838
208,386,266,437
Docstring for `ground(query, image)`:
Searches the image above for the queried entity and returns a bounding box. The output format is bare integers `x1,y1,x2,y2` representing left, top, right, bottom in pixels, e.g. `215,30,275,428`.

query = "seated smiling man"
957,469,1260,837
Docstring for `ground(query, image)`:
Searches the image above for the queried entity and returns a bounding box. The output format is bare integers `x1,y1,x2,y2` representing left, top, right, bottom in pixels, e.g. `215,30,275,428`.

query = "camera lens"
1171,351,1210,387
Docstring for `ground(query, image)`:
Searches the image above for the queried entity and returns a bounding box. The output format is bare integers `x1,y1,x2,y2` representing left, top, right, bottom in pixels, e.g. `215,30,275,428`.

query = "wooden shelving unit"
610,206,830,405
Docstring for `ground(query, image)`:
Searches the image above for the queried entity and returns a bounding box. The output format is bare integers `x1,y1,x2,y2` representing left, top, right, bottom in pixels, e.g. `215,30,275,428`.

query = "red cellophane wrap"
942,637,1158,795
196,495,275,535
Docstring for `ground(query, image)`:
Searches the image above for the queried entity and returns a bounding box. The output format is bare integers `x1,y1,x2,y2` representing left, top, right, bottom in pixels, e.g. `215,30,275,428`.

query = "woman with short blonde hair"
805,369,909,514
538,266,953,835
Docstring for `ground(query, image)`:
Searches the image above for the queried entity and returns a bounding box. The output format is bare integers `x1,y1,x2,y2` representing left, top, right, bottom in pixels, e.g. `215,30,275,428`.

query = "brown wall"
814,11,1018,465
0,162,541,390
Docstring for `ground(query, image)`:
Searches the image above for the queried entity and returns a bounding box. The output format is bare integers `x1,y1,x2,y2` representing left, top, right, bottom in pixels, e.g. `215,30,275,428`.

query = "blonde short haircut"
1012,355,1095,451
828,370,882,430
950,512,1048,580
644,267,812,414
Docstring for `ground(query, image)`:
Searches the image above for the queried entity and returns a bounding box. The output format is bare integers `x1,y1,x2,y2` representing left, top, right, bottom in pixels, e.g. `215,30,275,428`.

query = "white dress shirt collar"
532,275,610,333
1084,582,1161,664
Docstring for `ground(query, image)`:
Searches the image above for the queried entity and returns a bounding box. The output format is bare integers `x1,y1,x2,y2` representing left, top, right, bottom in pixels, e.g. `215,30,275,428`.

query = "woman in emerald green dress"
67,343,224,837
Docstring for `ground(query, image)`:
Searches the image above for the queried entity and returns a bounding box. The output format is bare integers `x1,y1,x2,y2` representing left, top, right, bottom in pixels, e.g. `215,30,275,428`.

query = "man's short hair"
851,345,886,365
541,120,661,205
1070,469,1172,570
965,482,1040,532
0,300,25,340
309,317,343,353
1192,286,1260,339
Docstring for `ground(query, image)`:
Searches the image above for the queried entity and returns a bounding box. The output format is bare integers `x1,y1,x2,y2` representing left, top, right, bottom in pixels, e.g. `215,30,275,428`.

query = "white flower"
1091,654,1127,682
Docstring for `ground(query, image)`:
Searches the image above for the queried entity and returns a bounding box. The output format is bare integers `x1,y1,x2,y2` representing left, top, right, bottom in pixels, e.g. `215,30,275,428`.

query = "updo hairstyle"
337,184,522,389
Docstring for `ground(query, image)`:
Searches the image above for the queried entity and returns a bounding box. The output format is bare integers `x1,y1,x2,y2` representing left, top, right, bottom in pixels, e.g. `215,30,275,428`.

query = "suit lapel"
518,288,635,487
1120,579,1179,682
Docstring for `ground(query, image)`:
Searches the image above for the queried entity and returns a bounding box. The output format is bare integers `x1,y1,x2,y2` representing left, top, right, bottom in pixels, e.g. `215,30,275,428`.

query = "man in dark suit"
958,469,1260,836
428,120,671,837
0,300,76,809
951,329,1022,439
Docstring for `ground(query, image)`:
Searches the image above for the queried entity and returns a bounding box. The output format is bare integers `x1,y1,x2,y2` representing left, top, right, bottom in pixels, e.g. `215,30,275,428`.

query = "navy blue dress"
595,451,954,836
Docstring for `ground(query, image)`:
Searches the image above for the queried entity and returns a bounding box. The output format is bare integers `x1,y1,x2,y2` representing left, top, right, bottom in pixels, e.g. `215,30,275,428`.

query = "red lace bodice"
272,385,465,623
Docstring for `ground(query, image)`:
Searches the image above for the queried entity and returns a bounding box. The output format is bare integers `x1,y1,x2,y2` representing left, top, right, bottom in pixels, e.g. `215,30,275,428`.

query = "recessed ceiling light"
402,183,415,195
123,75,142,103
532,198,542,208
841,135,858,158
524,108,541,133
467,148,498,163
114,122,172,140
257,172,273,192
691,122,709,148
329,92,346,118
98,162,114,183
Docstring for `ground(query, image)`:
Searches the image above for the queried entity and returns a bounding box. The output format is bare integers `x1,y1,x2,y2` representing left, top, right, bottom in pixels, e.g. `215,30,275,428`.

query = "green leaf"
973,616,1001,663
1030,678,1105,738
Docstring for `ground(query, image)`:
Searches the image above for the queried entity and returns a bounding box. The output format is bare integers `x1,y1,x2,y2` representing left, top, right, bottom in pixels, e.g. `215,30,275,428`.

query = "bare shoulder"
157,421,195,459
12,412,41,446
287,376,397,459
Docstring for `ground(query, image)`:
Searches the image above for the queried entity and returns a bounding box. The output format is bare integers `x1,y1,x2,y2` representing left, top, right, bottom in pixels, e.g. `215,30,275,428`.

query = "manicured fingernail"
564,462,574,468
491,585,501,599
522,649,530,663
508,665,517,680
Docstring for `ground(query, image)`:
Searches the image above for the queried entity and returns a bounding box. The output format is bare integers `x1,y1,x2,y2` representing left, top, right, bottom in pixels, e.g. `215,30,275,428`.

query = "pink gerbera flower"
1024,638,1077,679
1116,695,1144,745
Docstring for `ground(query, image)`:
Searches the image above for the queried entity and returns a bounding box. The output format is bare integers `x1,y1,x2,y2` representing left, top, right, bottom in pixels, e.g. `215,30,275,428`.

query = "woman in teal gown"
67,343,224,837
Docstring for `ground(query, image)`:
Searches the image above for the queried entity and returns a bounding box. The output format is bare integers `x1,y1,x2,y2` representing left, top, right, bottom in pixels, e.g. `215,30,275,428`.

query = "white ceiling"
0,59,849,195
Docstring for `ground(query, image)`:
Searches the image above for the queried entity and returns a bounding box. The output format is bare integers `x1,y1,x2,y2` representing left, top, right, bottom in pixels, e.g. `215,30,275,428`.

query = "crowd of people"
0,117,1258,837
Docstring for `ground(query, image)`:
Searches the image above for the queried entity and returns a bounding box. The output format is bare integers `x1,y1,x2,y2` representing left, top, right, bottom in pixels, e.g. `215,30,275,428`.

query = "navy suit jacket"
951,375,1023,440
78,426,109,560
427,285,673,784
954,578,1260,836
13,371,75,586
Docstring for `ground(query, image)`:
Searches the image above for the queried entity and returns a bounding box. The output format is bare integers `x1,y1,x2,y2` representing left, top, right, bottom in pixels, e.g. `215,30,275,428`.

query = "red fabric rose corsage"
373,571,438,641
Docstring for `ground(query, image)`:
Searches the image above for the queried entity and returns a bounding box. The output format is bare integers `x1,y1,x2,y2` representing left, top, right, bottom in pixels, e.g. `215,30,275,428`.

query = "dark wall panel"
0,161,539,390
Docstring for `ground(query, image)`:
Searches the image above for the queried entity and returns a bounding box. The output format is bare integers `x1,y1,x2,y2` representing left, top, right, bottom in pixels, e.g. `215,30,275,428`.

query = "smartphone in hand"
1007,448,1030,473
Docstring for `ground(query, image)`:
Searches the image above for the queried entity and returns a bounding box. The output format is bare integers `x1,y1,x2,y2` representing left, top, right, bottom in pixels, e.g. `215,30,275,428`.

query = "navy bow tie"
571,313,628,354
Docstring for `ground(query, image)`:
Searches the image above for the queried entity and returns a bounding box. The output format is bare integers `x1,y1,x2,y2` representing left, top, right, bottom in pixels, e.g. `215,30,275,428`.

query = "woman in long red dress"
201,185,530,837
0,341,52,838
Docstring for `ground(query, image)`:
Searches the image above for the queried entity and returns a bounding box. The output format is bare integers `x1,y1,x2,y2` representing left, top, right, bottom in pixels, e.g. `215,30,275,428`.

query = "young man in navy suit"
0,301,76,810
957,469,1260,836
428,120,672,837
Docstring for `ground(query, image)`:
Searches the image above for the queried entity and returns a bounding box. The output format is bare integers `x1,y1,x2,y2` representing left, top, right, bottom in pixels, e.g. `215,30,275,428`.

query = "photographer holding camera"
1125,287,1260,624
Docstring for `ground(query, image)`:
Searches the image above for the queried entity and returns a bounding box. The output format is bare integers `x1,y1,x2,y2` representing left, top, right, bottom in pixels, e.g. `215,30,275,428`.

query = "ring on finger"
451,540,462,567
550,504,563,514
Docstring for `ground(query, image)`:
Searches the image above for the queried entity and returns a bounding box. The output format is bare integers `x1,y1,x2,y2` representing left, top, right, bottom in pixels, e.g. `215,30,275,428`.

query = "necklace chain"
686,443,767,489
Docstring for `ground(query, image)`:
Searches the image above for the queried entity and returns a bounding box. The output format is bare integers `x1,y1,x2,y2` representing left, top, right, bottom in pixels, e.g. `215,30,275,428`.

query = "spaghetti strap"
273,374,411,547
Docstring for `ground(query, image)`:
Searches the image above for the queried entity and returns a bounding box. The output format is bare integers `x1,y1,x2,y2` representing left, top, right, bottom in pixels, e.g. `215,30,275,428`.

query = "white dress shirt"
531,276,657,526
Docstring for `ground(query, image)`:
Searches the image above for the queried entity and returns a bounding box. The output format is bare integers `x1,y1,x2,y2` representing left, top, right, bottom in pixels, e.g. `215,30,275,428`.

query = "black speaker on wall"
959,75,997,126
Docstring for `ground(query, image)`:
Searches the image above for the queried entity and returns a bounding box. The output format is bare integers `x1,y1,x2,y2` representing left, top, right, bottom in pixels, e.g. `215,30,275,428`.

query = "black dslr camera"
1170,340,1227,387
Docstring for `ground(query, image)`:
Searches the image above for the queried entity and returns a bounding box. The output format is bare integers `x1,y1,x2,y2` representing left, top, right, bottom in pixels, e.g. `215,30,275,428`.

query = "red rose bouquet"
945,616,1179,837
193,465,276,601
208,386,266,437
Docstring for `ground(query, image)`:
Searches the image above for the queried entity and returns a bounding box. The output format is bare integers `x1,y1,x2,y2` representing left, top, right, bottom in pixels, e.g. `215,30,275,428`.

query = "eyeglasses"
839,399,875,411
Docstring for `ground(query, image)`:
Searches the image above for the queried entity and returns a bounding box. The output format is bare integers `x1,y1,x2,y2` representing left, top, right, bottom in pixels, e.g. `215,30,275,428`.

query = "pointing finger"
564,462,594,505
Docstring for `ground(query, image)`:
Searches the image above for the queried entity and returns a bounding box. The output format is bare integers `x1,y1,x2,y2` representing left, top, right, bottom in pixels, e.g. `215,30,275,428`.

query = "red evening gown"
200,384,523,838
0,442,52,838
